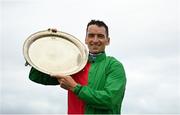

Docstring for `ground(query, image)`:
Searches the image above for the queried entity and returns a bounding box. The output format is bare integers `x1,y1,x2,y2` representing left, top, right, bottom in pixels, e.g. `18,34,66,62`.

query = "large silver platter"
23,29,88,76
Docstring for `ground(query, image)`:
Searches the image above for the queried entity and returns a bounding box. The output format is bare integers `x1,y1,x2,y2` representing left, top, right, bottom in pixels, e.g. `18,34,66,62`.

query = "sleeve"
73,60,126,109
29,67,59,85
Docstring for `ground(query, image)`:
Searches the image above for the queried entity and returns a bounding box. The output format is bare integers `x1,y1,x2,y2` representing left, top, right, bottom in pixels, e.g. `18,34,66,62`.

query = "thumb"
50,73,66,78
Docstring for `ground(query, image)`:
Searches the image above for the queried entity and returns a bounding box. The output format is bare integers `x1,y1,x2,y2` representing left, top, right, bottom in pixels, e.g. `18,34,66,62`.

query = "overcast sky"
1,0,179,114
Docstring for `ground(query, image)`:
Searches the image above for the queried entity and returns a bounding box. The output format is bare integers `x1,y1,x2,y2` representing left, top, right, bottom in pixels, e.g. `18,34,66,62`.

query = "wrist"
72,84,82,95
70,83,78,91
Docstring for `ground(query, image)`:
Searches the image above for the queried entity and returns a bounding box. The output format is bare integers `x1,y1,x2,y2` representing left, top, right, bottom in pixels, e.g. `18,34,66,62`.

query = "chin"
90,50,101,54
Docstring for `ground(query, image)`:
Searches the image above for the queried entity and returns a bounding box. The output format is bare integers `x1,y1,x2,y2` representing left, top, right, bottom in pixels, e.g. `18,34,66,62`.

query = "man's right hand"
48,28,57,33
50,74,78,91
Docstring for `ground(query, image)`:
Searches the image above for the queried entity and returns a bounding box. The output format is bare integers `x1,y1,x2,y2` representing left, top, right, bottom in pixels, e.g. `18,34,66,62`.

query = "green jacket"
29,53,126,114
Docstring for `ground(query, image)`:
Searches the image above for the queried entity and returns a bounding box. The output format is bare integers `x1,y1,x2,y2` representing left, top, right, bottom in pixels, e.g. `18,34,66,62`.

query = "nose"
92,35,99,42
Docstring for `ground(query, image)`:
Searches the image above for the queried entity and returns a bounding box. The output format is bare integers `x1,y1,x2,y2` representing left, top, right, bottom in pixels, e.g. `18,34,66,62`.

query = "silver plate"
23,30,88,76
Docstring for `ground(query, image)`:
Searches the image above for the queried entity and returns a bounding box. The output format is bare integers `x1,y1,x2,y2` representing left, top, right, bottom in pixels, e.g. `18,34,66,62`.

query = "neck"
89,51,104,56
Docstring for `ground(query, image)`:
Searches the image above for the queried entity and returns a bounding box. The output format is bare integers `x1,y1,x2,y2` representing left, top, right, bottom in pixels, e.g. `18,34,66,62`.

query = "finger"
47,28,57,33
49,73,60,77
58,78,65,84
60,80,63,85
60,84,68,90
57,78,62,83
50,74,56,77
52,28,57,33
50,73,65,78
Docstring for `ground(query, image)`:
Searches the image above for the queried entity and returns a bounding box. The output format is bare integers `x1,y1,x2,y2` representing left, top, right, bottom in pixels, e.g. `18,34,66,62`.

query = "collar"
88,52,106,63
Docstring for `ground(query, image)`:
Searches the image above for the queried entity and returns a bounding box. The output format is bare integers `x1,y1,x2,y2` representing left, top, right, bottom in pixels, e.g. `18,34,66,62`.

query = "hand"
51,74,78,91
48,28,57,33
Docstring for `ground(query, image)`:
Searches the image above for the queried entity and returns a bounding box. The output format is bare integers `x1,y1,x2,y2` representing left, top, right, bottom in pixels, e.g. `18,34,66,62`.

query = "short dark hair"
86,20,109,37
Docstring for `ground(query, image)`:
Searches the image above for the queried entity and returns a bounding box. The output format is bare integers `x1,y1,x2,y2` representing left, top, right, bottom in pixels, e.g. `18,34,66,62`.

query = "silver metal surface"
23,30,88,76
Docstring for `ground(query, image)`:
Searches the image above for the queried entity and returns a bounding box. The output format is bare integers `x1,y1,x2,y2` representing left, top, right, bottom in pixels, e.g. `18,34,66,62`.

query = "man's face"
85,25,110,54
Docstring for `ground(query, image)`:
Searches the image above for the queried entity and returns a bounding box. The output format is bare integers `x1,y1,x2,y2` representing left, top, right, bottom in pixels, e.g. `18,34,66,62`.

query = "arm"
73,61,126,109
29,67,59,85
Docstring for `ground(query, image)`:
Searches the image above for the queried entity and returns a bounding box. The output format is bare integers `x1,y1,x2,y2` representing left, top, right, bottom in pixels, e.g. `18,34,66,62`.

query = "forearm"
73,66,126,109
29,67,59,85
73,84,126,109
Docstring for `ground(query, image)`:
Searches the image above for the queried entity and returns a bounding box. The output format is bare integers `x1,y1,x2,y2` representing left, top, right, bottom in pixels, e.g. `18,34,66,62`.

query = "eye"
97,34,105,39
87,33,95,38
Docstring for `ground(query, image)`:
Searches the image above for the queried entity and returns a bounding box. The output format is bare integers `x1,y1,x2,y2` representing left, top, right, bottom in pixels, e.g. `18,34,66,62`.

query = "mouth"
91,45,99,49
89,44,102,51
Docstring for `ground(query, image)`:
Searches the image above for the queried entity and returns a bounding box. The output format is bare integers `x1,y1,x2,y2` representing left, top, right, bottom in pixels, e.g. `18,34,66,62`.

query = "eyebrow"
87,33,105,36
87,32,104,35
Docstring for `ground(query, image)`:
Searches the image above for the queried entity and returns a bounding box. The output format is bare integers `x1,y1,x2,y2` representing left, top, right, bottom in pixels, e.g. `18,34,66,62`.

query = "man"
29,20,126,114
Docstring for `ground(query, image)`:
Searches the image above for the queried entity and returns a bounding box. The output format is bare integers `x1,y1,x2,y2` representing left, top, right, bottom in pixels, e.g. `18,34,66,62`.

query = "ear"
85,37,88,44
106,37,110,45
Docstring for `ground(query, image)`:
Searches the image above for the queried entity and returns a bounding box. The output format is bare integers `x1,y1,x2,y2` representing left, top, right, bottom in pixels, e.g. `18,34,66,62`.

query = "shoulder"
105,56,126,78
106,56,124,67
103,56,125,72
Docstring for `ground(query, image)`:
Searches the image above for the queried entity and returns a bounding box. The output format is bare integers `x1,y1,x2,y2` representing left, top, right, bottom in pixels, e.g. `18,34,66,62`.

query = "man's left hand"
50,74,78,91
